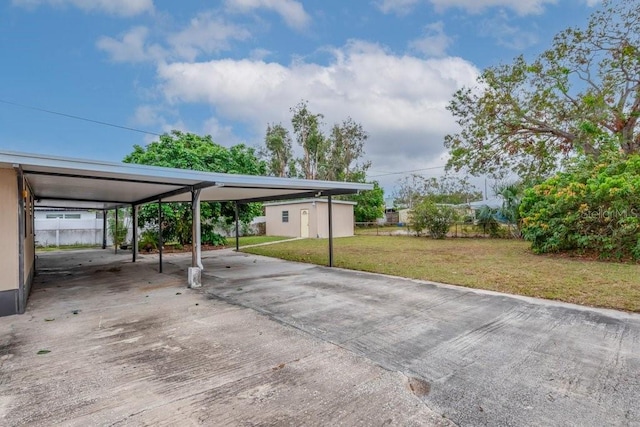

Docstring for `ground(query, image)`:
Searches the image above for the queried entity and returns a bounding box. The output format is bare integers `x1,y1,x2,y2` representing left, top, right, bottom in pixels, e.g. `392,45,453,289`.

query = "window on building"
282,210,289,223
45,213,82,219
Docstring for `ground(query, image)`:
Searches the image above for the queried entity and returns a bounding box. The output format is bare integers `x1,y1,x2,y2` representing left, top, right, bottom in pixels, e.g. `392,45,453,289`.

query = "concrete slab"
195,250,640,427
0,250,452,426
2,248,640,426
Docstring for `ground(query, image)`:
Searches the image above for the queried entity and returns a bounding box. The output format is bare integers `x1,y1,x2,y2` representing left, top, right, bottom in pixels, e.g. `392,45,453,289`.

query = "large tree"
394,174,482,207
324,117,371,182
124,130,266,244
263,123,294,177
445,0,640,180
290,100,326,180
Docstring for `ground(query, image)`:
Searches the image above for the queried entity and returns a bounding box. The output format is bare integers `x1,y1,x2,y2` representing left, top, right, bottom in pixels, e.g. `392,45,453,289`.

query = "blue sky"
1,0,598,191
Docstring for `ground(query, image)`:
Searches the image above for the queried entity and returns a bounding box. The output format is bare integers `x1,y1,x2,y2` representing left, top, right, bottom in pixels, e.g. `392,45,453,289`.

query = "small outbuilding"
264,199,356,238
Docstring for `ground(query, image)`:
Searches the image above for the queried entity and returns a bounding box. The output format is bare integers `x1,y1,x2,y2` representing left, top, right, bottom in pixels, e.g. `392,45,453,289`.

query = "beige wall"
266,201,354,238
266,202,317,238
316,203,354,238
0,168,18,291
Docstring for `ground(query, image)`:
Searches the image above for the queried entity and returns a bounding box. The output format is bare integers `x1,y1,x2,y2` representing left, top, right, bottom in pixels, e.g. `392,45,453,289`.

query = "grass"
243,235,640,313
233,235,291,246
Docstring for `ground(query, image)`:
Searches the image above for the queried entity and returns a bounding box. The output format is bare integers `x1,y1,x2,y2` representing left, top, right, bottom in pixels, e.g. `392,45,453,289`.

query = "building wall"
0,168,19,316
266,201,317,238
315,203,354,238
0,169,18,292
266,201,354,238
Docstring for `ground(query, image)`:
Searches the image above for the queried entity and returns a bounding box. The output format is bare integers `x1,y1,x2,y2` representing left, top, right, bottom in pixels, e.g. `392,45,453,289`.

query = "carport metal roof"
0,150,372,209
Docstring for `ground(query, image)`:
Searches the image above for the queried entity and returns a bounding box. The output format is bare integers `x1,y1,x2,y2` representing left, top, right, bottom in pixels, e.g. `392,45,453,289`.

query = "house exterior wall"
265,200,354,238
0,168,37,316
0,169,19,292
0,168,19,316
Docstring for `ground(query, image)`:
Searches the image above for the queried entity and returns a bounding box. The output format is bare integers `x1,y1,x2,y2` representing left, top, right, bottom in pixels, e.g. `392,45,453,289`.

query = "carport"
0,150,371,316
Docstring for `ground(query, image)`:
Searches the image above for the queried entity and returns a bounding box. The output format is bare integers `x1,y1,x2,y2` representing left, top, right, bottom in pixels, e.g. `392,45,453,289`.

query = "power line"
368,165,446,178
0,98,162,137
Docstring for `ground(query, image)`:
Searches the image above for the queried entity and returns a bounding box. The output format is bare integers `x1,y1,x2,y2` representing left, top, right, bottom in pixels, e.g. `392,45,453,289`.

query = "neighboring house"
264,199,356,238
34,209,131,247
398,208,411,225
459,197,504,218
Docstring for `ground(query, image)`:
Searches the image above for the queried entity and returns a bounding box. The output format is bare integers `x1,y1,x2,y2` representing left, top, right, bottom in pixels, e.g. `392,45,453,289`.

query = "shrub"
138,229,158,252
475,205,500,237
410,200,457,239
520,154,640,260
202,231,227,246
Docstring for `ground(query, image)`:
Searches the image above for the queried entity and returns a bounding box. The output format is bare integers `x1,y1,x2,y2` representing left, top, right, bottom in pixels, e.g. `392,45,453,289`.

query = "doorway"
300,209,309,238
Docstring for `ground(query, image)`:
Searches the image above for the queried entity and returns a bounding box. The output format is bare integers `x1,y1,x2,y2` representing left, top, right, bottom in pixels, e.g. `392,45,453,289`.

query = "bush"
202,231,227,246
410,200,457,239
475,205,500,237
520,154,640,260
138,229,158,252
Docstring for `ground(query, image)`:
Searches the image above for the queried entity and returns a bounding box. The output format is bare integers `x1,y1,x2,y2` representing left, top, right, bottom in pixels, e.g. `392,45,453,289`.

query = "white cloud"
168,12,252,61
376,0,420,15
203,117,244,146
377,0,557,16
480,11,539,50
155,41,479,183
225,0,310,30
408,21,453,57
96,27,165,63
12,0,153,16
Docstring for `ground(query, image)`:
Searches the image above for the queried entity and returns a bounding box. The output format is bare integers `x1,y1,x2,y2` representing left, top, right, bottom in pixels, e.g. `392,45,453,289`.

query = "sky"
0,0,599,194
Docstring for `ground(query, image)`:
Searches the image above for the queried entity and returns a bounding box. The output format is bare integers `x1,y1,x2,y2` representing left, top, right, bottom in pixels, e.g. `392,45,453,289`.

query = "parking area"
1,249,640,426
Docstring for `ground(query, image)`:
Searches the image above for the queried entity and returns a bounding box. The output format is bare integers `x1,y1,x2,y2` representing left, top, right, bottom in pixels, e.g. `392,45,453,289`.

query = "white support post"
189,189,203,288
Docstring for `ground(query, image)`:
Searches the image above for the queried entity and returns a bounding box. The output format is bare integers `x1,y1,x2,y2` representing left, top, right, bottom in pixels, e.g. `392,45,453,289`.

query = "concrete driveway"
1,249,639,426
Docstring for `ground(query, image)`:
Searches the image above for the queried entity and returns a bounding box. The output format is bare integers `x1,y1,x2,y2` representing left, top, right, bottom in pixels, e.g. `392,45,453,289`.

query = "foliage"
265,100,372,182
108,208,129,246
493,181,525,238
394,174,482,208
202,231,227,246
476,205,500,237
445,0,640,180
350,181,385,222
263,123,293,177
138,229,158,252
123,130,266,245
410,199,457,239
520,153,640,259
323,117,371,182
290,101,327,180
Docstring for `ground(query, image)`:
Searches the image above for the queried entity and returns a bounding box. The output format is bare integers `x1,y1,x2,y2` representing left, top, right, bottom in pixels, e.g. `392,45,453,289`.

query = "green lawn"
233,235,291,246
242,235,640,312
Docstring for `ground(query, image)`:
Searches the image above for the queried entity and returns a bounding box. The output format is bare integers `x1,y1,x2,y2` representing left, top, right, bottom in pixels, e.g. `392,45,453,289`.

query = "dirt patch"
407,376,431,397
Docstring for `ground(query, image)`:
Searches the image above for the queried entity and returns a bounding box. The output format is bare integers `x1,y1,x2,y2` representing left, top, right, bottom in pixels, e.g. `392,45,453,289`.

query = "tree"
324,118,371,181
409,199,457,239
291,101,327,180
351,181,385,223
263,123,293,177
519,152,640,260
394,174,482,207
123,130,266,244
445,0,640,180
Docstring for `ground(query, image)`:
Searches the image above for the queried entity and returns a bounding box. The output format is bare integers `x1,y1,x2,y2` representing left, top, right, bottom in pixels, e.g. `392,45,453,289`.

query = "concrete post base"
188,267,202,288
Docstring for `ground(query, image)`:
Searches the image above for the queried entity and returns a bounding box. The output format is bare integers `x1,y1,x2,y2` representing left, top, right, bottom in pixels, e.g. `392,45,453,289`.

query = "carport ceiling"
0,151,372,209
